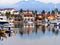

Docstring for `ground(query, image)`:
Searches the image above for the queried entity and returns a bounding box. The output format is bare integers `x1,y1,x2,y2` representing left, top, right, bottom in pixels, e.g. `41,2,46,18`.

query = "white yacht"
0,15,9,30
0,16,8,24
0,14,14,28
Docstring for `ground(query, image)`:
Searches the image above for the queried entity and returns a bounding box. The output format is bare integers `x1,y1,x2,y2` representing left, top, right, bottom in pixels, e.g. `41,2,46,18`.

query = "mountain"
12,1,56,12
0,0,60,12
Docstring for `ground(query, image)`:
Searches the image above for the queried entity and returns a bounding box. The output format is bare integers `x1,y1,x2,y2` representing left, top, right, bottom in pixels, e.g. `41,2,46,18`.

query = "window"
25,24,27,26
18,19,20,21
9,18,11,20
24,15,26,17
0,18,3,20
31,24,33,26
30,15,32,17
31,19,33,22
28,24,30,26
15,19,17,21
28,18,30,21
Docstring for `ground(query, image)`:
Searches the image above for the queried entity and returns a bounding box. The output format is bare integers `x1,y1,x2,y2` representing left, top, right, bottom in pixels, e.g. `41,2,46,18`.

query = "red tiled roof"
37,14,53,17
41,14,51,17
24,13,33,17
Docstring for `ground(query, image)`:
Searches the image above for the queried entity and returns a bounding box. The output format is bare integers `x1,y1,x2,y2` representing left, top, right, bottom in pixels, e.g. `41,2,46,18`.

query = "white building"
56,13,60,20
23,13,35,28
13,11,19,15
4,8,15,14
0,9,4,14
0,8,16,14
23,10,32,14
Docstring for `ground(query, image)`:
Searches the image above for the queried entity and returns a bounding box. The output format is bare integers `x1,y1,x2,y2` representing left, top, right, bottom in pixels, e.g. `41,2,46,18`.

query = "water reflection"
0,30,15,41
19,30,23,36
19,24,60,38
0,23,60,40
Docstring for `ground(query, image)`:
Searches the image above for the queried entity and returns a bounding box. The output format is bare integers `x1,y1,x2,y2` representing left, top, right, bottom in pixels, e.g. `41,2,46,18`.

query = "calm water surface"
0,24,60,45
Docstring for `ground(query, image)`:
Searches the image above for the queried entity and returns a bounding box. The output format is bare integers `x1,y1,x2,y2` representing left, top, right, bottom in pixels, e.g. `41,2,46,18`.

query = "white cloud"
0,0,21,5
25,0,28,1
36,0,60,4
1,0,60,5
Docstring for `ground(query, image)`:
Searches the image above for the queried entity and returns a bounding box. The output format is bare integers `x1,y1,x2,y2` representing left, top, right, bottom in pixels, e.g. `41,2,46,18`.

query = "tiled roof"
13,11,19,13
23,10,32,12
0,9,4,11
4,8,14,10
37,14,55,17
24,13,33,17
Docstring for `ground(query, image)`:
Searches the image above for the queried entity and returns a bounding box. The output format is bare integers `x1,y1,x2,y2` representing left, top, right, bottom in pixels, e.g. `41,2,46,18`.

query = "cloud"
1,0,60,5
35,0,60,4
0,0,21,5
25,0,28,1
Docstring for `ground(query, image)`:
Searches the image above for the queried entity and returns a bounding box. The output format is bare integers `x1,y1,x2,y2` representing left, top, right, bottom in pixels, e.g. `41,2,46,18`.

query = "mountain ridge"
0,1,60,12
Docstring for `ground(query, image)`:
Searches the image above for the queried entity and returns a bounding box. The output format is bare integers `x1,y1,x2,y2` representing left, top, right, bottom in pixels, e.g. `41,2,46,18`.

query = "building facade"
23,11,35,29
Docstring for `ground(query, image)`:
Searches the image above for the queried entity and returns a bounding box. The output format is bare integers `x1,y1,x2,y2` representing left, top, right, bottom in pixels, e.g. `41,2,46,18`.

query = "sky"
36,0,60,4
0,0,60,5
0,0,21,5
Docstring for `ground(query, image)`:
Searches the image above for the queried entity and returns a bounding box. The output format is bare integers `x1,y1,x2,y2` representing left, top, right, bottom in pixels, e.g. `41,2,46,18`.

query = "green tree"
32,11,35,15
5,12,11,18
16,9,23,28
35,10,37,14
11,14,14,17
51,10,55,15
41,10,46,19
19,9,23,13
47,11,50,14
19,9,23,21
19,9,23,20
41,10,45,14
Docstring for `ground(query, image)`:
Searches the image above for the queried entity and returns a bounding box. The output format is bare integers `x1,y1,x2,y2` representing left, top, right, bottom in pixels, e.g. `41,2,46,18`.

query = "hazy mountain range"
0,0,60,12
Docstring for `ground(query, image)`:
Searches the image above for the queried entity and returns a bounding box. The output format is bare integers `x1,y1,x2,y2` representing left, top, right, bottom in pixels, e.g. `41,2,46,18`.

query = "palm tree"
11,14,14,17
55,30,59,35
51,10,55,15
17,9,24,35
19,9,23,21
35,10,37,14
5,12,11,18
47,11,50,14
19,30,23,36
34,10,38,34
19,9,23,13
41,10,46,19
19,9,23,19
42,25,45,34
52,28,55,33
32,11,35,15
41,10,46,24
41,10,45,14
35,10,37,21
